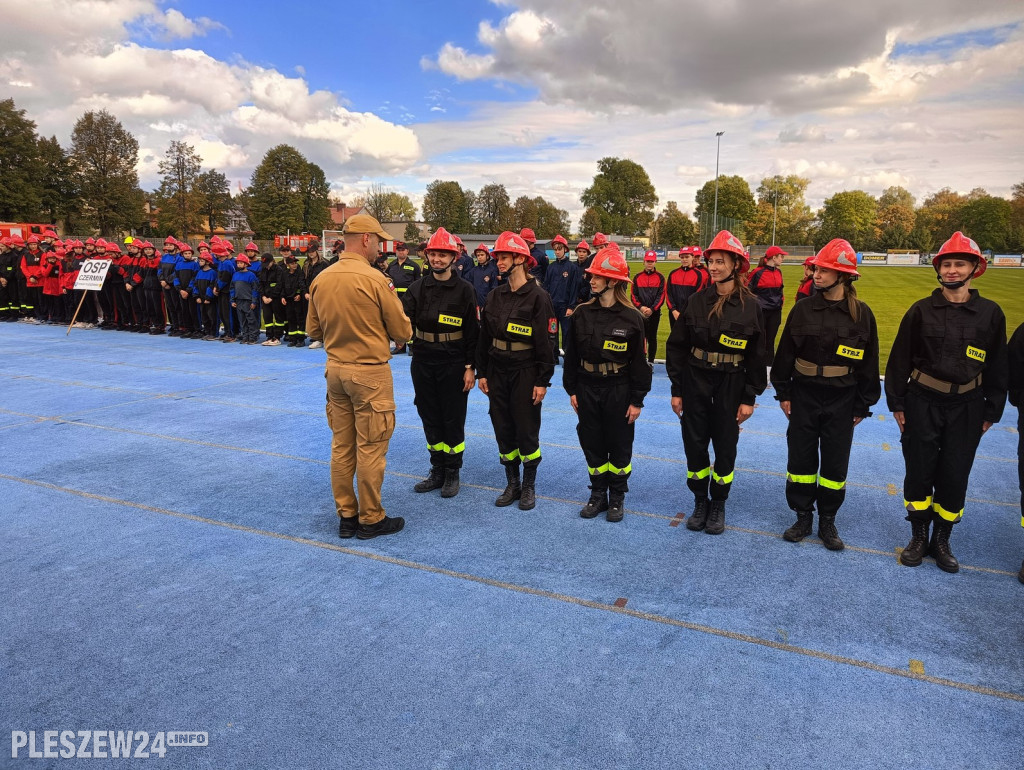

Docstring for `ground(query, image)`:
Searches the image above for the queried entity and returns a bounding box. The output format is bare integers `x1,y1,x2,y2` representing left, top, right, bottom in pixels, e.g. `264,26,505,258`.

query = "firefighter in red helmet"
477,231,557,510
563,244,652,522
404,227,480,499
885,231,1007,573
665,230,768,534
772,239,880,550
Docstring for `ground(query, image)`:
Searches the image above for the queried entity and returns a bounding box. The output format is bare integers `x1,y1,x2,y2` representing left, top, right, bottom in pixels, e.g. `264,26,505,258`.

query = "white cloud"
0,0,421,188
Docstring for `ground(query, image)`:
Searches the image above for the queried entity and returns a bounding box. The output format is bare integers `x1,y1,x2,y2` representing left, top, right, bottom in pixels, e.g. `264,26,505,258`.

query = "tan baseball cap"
343,214,390,240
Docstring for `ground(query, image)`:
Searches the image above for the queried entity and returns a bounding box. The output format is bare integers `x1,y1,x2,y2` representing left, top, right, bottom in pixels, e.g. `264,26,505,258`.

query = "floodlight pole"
713,131,724,241
772,179,779,246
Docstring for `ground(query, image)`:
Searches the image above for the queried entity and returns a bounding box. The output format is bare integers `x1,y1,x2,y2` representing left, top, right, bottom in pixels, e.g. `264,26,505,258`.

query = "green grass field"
641,263,1024,371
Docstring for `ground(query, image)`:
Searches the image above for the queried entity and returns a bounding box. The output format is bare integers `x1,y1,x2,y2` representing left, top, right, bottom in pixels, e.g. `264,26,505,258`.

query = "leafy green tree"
959,194,1012,252
363,182,416,222
301,162,332,234
876,186,917,250
533,197,570,239
155,140,202,237
194,169,231,235
404,221,422,243
579,207,604,237
245,145,311,238
1008,181,1024,252
814,190,879,250
70,110,143,237
37,135,83,231
580,157,658,236
0,98,42,221
474,183,514,232
745,175,813,245
422,180,469,232
916,188,966,250
653,202,696,248
694,175,756,241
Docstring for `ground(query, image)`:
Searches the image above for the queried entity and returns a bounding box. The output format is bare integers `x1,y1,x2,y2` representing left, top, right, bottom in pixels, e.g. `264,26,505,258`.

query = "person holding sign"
665,230,767,535
476,231,557,510
771,239,880,550
885,232,1007,573
563,244,651,522
403,227,480,498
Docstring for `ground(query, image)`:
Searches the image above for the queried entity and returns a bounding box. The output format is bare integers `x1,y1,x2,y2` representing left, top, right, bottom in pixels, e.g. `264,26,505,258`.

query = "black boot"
704,500,726,535
606,490,625,522
495,463,521,507
783,510,814,542
929,518,959,573
686,496,710,531
519,464,537,510
579,489,608,519
899,516,931,567
414,467,444,493
579,475,608,519
1018,559,1024,585
817,514,844,551
440,468,460,498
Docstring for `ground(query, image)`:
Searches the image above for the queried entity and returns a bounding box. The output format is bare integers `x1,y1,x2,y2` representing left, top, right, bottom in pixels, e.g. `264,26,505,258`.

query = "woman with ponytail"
771,239,880,550
666,230,768,535
477,231,557,511
404,227,480,499
563,244,652,522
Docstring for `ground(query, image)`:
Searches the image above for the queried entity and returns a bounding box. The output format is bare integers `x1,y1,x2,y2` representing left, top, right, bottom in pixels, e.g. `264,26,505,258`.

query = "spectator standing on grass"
795,256,816,303
404,227,480,499
1007,321,1024,585
772,239,880,551
885,231,1007,574
666,230,767,536
306,214,412,540
563,244,652,523
631,250,666,363
746,245,787,364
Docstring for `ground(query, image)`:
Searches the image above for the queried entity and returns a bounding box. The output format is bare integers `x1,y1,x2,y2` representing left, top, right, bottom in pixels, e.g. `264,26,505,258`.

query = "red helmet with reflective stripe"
493,231,530,258
551,234,568,247
811,238,860,277
706,230,749,274
592,232,608,247
934,231,986,278
245,241,258,252
586,244,631,283
426,227,460,254
473,243,490,255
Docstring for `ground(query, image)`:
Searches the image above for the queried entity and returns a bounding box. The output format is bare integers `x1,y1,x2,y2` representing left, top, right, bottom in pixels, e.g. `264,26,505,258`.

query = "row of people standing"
389,224,1021,583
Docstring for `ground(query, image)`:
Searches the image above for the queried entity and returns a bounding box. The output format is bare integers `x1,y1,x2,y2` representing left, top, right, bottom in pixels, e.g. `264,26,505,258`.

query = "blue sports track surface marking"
2,323,1022,769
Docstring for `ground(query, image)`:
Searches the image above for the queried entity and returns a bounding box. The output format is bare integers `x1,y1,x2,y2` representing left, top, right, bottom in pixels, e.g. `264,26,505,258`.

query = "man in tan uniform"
307,214,413,540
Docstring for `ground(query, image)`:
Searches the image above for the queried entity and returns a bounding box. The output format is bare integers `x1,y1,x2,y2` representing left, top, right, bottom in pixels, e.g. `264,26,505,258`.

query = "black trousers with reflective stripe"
901,388,985,522
262,298,285,339
576,377,634,493
487,364,542,467
785,380,856,516
680,363,745,500
643,310,661,362
285,300,306,338
412,358,469,470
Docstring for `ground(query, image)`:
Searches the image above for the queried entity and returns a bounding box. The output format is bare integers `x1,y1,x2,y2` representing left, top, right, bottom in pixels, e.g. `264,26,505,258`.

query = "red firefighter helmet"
519,228,537,242
235,255,251,265
811,238,860,276
551,234,569,248
576,240,590,254
26,235,40,245
643,250,657,262
493,231,531,258
706,230,749,274
586,244,632,283
106,242,121,253
245,241,258,252
473,243,490,256
934,231,986,278
43,229,57,239
179,243,194,254
592,232,609,247
425,227,460,254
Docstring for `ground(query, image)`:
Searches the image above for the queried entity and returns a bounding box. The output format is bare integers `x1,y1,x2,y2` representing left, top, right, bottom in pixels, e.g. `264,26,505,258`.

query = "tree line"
3,97,1021,252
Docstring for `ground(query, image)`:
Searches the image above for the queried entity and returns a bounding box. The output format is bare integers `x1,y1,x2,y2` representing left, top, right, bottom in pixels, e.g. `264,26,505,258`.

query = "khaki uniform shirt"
306,253,412,365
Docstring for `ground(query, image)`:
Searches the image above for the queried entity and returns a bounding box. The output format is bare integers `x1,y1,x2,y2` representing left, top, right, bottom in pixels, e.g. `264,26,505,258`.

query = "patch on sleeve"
548,317,558,334
386,280,396,292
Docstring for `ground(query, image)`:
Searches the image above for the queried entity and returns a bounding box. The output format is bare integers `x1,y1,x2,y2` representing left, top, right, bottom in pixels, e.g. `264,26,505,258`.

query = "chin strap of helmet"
937,261,977,290
430,255,456,275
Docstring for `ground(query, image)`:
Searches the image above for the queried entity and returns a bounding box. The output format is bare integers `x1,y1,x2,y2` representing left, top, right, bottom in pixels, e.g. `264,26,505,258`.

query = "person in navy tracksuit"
190,254,219,339
230,255,261,344
214,246,237,340
542,234,581,361
468,243,498,311
173,245,201,338
746,246,787,364
631,251,666,362
158,238,180,333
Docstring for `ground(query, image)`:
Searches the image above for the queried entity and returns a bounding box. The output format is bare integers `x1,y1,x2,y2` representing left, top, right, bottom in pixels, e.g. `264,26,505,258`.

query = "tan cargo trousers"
325,362,397,525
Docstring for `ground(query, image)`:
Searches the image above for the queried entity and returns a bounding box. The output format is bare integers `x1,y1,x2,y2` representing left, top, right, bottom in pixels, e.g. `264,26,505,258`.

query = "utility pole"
713,131,724,242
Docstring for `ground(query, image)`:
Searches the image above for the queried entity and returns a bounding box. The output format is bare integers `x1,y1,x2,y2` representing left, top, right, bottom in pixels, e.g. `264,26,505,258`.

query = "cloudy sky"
1,0,1022,226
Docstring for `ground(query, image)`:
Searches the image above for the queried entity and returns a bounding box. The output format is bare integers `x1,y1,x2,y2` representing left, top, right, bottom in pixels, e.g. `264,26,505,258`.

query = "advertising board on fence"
992,255,1022,267
861,252,887,263
73,259,111,291
887,253,919,265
